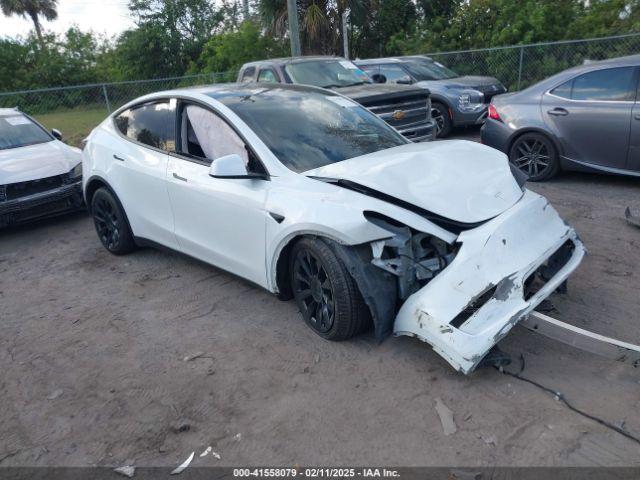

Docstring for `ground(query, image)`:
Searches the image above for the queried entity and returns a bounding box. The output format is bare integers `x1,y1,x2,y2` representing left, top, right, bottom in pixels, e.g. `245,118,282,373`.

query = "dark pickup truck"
237,56,436,142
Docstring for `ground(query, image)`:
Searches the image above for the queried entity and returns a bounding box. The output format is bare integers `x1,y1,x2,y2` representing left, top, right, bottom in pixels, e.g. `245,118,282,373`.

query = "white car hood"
0,140,81,184
303,140,523,225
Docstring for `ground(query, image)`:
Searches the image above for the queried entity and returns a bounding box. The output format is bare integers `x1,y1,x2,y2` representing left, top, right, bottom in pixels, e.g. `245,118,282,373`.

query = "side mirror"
51,128,63,140
209,153,267,180
371,73,387,84
396,75,413,85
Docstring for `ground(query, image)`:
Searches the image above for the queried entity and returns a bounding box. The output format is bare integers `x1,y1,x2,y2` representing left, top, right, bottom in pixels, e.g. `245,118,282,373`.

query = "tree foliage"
0,0,58,48
2,0,640,91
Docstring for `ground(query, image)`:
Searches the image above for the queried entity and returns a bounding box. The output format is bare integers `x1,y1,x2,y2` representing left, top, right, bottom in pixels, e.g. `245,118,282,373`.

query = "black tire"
509,132,560,181
432,102,452,138
290,238,370,341
90,187,136,255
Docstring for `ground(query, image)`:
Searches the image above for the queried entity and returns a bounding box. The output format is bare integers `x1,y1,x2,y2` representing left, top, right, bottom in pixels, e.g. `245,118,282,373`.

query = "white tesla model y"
82,84,585,374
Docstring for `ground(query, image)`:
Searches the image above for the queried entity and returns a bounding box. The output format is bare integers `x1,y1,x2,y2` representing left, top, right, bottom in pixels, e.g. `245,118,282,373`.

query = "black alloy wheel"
290,238,370,341
293,248,335,334
509,133,559,181
91,187,135,254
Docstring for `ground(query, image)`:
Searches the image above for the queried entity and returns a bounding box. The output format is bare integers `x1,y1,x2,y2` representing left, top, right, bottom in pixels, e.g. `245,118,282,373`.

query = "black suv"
237,56,435,142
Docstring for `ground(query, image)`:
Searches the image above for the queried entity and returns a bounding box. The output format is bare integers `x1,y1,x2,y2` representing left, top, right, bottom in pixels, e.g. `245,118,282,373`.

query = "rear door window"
240,67,256,82
378,64,411,83
257,69,279,83
570,67,635,101
114,101,175,151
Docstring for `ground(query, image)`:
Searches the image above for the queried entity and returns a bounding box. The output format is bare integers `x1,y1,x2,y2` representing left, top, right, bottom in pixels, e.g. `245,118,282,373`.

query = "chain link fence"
1,33,639,146
0,71,236,146
426,32,640,92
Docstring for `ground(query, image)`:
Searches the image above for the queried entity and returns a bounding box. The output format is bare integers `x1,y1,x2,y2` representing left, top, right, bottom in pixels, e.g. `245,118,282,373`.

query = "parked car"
237,56,436,142
355,56,507,137
0,108,83,227
82,84,584,374
481,55,640,181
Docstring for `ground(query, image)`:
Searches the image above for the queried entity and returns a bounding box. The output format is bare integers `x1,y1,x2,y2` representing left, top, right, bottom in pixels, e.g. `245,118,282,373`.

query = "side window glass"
550,79,572,99
257,69,278,83
360,65,379,77
241,67,256,82
571,67,635,101
114,101,175,151
379,65,410,83
179,104,249,166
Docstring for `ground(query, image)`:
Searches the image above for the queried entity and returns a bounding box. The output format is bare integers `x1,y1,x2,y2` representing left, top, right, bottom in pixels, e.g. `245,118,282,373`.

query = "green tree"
120,0,227,78
191,20,287,79
0,0,58,48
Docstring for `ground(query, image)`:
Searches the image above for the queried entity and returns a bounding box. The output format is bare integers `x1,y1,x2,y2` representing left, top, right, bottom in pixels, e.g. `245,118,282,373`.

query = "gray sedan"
481,54,640,181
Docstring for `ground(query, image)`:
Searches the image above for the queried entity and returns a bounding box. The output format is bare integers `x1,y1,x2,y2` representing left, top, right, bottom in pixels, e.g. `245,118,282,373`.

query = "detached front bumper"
0,181,84,227
393,190,586,374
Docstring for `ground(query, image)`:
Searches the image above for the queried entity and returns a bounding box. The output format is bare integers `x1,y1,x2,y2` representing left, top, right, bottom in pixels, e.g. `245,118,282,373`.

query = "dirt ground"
1,128,640,468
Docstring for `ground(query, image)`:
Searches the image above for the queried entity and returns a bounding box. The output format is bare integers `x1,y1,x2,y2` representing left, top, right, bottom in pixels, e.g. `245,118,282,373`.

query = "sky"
0,0,136,40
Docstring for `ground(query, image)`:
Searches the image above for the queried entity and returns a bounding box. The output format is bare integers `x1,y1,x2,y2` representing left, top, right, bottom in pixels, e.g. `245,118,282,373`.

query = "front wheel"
432,103,452,138
509,133,560,181
90,187,136,255
290,238,370,341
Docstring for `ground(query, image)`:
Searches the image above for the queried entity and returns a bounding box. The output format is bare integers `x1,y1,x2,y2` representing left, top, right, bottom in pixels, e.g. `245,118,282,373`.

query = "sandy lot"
1,129,640,468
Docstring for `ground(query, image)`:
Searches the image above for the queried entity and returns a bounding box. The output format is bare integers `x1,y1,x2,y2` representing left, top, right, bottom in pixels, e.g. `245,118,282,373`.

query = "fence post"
517,46,524,90
102,84,111,113
210,72,217,84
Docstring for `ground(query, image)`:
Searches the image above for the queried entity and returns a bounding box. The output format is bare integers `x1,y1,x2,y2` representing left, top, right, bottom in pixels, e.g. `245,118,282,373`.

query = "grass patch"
34,107,109,147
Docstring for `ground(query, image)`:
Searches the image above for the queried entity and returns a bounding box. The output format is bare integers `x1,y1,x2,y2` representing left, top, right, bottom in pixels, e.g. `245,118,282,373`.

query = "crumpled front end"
392,190,586,374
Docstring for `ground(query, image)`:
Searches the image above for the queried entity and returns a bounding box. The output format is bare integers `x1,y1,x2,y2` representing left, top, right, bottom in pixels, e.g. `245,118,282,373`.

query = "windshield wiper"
320,83,343,89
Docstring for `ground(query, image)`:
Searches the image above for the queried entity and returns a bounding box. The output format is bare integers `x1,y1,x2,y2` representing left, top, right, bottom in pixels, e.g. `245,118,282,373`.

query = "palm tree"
0,0,58,48
259,0,365,55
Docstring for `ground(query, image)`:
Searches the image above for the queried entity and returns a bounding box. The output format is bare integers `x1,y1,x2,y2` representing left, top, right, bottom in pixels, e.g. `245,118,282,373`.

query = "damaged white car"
83,84,585,374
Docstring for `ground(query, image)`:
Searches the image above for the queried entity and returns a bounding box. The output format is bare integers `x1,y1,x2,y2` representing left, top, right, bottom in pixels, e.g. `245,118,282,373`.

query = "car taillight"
488,104,501,121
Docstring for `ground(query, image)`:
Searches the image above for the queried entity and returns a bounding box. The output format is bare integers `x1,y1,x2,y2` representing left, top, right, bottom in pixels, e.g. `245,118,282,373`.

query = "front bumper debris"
393,190,586,374
0,181,84,227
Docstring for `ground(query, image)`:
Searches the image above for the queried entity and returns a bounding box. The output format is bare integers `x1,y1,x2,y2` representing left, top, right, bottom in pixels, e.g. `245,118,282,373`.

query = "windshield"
285,60,371,89
215,87,407,173
403,59,459,81
0,114,52,150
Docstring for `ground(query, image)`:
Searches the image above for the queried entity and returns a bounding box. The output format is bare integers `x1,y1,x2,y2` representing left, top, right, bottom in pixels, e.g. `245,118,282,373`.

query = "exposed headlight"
70,163,82,179
458,90,484,112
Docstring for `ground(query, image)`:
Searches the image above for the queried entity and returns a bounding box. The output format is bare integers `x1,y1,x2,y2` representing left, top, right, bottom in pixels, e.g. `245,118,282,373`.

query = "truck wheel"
290,238,370,340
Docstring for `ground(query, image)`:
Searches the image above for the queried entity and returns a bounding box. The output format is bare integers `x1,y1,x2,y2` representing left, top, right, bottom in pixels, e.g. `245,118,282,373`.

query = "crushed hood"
0,140,81,184
303,141,523,225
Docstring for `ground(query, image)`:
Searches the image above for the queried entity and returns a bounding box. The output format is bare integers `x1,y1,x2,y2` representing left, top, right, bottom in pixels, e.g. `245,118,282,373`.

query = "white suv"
82,84,584,374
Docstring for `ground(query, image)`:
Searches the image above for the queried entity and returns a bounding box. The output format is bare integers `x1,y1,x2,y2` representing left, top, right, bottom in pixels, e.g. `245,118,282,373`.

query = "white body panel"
83,87,585,374
304,141,523,223
394,191,585,373
0,140,81,184
166,156,269,286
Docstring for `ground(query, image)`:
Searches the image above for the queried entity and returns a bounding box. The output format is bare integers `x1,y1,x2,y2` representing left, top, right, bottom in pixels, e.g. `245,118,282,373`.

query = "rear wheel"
90,187,136,255
509,132,560,181
290,238,370,341
432,102,452,138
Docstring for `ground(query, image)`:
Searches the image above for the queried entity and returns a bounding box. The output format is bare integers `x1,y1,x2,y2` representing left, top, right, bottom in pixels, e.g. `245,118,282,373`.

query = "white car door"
166,102,270,287
109,99,178,249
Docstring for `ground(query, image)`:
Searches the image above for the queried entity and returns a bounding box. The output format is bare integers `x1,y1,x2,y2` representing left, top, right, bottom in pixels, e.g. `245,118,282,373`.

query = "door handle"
113,154,125,161
547,108,569,116
634,113,640,120
172,172,187,182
